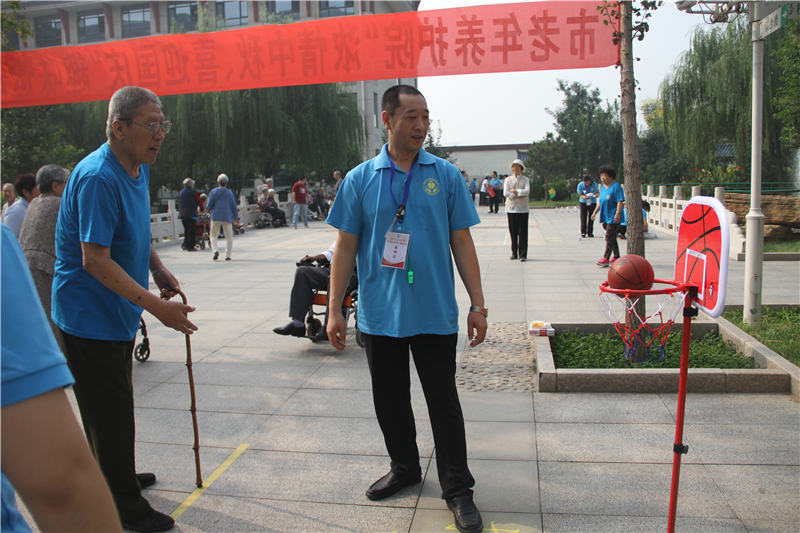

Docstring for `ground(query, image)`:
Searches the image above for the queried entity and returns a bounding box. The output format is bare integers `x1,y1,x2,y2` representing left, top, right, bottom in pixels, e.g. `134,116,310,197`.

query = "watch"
468,305,488,318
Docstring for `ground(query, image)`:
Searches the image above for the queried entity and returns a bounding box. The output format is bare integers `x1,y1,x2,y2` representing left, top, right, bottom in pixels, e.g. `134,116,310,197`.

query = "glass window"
266,1,300,20
167,1,198,32
319,0,354,18
34,15,61,48
78,10,105,43
215,1,248,28
122,4,151,38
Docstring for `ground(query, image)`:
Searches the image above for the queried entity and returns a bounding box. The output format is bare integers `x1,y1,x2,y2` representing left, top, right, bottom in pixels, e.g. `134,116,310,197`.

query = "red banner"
1,2,618,109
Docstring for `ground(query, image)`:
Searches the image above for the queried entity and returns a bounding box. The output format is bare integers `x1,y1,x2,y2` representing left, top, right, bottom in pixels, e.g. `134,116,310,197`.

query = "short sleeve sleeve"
76,176,119,247
326,171,363,235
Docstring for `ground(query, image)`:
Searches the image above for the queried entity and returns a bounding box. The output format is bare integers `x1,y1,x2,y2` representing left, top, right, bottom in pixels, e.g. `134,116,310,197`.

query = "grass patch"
723,306,800,366
551,330,751,369
764,240,800,253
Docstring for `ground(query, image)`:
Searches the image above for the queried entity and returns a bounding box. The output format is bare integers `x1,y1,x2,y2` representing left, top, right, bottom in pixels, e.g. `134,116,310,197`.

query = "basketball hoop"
599,279,689,362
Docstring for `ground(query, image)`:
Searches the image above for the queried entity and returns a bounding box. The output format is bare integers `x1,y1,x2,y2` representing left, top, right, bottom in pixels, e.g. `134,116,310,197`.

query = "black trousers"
603,222,621,260
479,192,488,206
60,330,150,520
181,217,196,249
265,207,286,226
507,212,529,259
288,265,330,322
363,333,474,499
579,203,595,236
489,193,501,213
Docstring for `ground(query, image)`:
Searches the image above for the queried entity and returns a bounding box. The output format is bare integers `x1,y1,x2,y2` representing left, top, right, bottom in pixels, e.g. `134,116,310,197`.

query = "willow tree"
660,19,792,181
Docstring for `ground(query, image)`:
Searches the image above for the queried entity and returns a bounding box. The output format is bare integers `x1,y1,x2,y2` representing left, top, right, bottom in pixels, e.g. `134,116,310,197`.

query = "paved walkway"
70,209,800,532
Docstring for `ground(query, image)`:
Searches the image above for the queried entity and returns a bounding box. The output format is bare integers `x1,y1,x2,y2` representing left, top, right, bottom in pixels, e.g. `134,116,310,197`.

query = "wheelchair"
304,266,363,347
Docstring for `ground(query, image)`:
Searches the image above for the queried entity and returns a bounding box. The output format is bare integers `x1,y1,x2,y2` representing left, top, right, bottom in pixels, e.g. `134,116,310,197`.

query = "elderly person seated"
257,188,287,227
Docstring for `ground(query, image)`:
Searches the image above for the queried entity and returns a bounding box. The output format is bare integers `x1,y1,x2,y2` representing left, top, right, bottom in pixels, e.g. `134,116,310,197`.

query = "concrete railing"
643,185,745,260
150,198,290,247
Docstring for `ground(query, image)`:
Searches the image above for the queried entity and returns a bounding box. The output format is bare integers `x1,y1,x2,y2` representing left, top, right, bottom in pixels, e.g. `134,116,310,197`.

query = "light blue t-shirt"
620,207,647,227
206,187,238,223
2,223,74,533
597,181,625,225
53,143,152,341
326,145,480,337
577,181,599,205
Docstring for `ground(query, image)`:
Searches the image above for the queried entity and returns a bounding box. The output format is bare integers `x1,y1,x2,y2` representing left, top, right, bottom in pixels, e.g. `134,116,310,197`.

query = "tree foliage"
660,20,793,181
545,80,623,178
1,1,31,51
772,19,800,150
2,84,364,199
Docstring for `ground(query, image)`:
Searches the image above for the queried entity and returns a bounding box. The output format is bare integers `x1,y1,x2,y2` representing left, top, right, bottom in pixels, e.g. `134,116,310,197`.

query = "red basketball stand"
599,196,730,533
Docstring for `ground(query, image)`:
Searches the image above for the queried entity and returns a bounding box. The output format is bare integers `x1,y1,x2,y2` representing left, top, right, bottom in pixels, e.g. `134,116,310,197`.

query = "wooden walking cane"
178,290,203,488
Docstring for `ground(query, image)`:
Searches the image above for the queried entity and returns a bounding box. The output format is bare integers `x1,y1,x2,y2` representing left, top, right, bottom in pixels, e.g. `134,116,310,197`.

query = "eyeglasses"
129,120,172,136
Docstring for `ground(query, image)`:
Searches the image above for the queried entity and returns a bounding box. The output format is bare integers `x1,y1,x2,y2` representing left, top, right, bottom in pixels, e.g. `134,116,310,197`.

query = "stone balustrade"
150,197,290,248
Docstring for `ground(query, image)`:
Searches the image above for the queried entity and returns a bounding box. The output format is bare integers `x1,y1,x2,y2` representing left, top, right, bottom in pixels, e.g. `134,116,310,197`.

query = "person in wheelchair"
257,188,287,227
273,242,336,342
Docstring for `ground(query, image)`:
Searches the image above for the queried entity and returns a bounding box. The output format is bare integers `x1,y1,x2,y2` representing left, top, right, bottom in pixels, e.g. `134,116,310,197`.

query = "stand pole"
667,291,696,533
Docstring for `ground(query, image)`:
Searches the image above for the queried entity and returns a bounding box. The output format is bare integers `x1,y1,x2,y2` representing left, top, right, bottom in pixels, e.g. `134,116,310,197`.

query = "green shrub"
550,330,751,369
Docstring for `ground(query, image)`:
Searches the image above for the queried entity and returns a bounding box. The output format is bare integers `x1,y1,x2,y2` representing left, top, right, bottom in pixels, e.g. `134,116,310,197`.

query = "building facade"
443,144,531,180
6,0,419,159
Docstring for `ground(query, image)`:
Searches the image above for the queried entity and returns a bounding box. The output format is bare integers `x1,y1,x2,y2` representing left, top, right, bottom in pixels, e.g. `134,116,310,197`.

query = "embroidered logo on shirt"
422,178,440,196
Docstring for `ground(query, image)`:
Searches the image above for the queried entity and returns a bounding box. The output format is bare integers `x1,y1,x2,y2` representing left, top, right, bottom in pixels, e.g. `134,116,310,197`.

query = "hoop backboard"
674,196,730,317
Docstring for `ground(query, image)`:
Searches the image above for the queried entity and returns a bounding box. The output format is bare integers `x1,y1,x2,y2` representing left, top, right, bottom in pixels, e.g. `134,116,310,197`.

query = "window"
215,1,248,28
516,150,528,163
266,0,300,21
167,1,197,32
319,0,354,18
122,4,151,38
78,10,105,43
34,15,61,47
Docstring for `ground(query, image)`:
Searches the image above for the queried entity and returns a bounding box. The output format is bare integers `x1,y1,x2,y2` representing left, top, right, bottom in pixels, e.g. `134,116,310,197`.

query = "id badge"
381,229,410,269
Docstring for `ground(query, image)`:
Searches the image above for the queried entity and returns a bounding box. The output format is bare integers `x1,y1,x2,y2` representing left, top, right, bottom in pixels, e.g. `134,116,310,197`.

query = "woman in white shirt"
504,159,531,261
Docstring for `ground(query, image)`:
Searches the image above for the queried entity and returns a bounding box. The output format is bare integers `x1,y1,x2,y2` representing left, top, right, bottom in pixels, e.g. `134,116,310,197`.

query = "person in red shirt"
291,176,309,229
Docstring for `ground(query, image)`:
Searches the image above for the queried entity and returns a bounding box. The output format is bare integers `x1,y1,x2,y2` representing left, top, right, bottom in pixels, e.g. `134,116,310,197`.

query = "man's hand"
326,309,346,351
467,311,487,347
152,267,180,298
152,298,197,335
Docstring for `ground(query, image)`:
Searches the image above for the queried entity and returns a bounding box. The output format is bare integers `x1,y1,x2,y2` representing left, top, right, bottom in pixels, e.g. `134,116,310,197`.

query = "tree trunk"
619,2,647,361
619,1,644,258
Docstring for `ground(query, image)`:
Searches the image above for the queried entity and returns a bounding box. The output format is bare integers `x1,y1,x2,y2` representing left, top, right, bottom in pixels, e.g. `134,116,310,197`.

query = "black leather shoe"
273,323,305,337
121,508,175,532
447,493,483,533
509,254,517,260
136,472,156,489
365,470,422,501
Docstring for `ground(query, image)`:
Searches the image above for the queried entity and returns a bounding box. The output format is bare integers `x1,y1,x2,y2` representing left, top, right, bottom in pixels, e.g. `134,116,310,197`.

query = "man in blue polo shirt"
326,85,487,533
52,86,197,532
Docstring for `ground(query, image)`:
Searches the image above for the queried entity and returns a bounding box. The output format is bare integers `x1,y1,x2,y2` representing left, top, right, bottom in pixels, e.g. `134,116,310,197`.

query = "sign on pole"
762,2,800,38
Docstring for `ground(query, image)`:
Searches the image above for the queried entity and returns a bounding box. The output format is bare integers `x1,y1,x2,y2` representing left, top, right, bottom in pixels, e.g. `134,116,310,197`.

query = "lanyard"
389,159,413,220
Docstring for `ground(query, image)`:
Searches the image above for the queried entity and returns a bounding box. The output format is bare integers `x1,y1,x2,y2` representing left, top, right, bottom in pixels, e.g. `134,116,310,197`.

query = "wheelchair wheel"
134,342,150,362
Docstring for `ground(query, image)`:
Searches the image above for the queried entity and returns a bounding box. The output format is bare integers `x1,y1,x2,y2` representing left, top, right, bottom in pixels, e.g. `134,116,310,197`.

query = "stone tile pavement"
45,207,800,532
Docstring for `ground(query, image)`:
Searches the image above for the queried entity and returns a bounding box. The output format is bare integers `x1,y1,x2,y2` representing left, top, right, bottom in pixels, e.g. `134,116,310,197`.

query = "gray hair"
35,164,69,194
217,173,229,186
106,86,162,140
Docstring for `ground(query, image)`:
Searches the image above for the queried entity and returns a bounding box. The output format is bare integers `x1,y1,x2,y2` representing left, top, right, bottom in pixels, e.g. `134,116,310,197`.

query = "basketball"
608,254,655,291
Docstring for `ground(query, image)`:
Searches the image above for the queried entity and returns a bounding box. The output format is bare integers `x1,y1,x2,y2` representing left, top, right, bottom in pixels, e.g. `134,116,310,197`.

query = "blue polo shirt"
327,144,480,337
577,181,599,205
2,223,74,533
597,181,625,225
53,143,152,341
